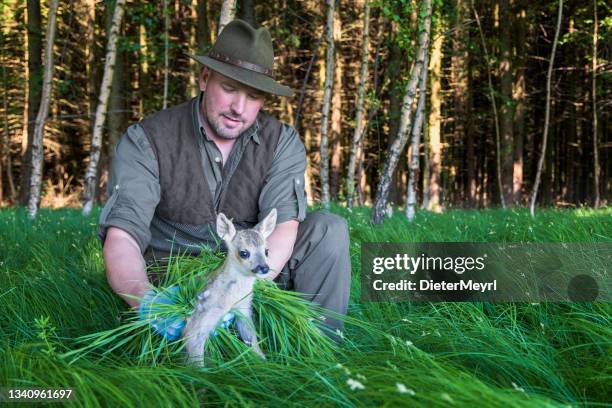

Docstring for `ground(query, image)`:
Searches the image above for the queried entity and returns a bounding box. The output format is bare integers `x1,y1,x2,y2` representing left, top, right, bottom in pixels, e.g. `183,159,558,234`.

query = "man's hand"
139,285,186,341
264,220,299,281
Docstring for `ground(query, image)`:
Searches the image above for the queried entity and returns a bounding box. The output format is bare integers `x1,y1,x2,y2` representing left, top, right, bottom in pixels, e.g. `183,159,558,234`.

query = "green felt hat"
188,19,294,97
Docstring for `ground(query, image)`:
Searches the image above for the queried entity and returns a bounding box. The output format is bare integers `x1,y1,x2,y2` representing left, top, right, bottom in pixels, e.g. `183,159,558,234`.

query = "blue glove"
213,312,236,336
139,285,186,341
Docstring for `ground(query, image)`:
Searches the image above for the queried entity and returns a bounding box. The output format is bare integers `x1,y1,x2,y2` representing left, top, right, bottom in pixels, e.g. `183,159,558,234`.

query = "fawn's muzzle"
253,265,270,275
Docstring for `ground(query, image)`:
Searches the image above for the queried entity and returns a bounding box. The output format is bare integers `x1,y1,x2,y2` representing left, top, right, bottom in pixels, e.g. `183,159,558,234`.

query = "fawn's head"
216,209,277,277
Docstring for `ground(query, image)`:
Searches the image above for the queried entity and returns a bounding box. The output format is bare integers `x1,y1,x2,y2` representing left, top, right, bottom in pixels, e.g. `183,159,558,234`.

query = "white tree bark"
530,0,563,217
405,50,429,221
82,0,126,216
346,0,370,208
27,0,59,219
472,2,505,208
371,0,432,224
218,0,236,35
320,0,335,209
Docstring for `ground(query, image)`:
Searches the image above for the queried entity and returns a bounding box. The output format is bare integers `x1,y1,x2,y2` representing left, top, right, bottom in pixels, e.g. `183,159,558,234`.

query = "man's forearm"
265,220,299,281
103,227,150,308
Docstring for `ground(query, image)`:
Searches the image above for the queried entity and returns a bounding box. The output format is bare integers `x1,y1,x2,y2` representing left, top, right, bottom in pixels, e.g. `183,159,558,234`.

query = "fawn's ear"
255,208,277,239
216,213,236,242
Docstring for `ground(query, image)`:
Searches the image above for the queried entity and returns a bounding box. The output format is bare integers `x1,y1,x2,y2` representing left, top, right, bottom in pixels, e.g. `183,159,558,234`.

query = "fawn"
183,209,277,365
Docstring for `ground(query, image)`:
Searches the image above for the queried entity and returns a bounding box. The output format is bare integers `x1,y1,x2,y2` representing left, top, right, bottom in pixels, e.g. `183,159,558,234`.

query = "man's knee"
306,211,350,255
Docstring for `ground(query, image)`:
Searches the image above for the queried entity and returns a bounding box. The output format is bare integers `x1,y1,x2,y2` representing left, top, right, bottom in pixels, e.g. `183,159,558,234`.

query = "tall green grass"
0,206,610,407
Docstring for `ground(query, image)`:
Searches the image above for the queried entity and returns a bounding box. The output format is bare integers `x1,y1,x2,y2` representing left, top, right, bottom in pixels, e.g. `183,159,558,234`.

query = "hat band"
208,50,274,78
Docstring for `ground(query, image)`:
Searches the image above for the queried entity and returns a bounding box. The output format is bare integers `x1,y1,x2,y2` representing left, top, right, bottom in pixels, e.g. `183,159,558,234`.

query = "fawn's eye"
239,250,250,259
265,249,269,257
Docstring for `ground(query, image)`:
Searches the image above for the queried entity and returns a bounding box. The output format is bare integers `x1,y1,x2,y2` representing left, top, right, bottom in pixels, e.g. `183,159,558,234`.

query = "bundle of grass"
63,249,337,366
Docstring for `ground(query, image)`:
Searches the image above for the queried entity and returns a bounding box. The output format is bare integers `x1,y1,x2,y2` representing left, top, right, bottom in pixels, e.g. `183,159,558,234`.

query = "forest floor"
0,206,610,407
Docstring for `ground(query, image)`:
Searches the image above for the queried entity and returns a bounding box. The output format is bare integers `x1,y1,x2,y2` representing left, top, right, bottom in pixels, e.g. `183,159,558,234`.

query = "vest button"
215,157,221,163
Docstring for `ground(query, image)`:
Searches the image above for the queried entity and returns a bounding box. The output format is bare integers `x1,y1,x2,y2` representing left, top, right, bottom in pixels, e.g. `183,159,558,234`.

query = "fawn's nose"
253,265,269,275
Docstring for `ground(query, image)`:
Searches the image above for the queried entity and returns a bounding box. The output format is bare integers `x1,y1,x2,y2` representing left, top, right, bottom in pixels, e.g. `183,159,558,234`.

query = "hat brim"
187,53,294,98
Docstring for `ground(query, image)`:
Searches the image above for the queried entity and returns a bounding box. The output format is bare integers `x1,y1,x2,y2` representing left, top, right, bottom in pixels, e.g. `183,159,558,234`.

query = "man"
98,19,350,340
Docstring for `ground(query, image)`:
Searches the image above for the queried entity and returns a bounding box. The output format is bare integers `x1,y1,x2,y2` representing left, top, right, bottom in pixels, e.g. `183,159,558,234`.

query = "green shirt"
98,93,307,254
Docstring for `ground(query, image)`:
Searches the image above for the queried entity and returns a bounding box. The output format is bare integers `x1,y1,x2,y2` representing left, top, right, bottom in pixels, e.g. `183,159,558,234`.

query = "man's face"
199,68,265,140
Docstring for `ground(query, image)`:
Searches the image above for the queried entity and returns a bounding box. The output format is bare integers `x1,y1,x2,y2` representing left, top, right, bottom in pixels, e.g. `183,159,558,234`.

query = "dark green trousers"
144,211,351,332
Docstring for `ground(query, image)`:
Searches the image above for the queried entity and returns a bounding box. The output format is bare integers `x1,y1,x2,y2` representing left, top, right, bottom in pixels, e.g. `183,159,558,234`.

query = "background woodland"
0,0,609,220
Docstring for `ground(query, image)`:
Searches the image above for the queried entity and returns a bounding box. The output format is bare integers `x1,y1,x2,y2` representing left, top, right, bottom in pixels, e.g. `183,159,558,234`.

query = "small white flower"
356,374,366,381
335,329,344,339
347,378,365,391
405,340,413,346
511,382,525,393
401,318,413,323
441,393,454,403
396,383,415,396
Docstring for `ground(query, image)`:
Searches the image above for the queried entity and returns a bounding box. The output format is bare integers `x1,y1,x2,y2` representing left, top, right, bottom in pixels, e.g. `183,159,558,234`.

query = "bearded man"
98,19,350,340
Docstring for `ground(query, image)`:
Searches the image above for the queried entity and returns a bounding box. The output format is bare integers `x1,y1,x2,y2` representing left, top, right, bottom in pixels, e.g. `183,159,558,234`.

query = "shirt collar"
194,92,261,145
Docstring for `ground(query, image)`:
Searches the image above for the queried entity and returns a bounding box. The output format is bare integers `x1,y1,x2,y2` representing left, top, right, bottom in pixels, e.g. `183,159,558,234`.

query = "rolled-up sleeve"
258,124,307,224
98,124,160,253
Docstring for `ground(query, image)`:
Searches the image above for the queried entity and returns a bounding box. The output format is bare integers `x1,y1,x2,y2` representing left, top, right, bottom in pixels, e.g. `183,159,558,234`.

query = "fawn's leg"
183,307,225,366
235,306,265,359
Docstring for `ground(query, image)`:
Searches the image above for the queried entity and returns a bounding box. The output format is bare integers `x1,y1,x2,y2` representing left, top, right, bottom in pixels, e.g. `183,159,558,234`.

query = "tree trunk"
405,47,429,221
346,0,370,208
530,0,562,217
197,0,211,54
592,0,600,207
218,0,236,35
427,21,443,213
107,0,126,166
238,0,256,27
473,2,505,208
499,0,515,204
386,31,403,205
86,0,98,129
20,0,42,205
355,14,386,207
330,11,343,200
1,55,5,203
319,0,335,208
512,3,526,205
27,0,59,219
163,0,169,109
452,0,471,206
82,0,126,216
371,0,432,224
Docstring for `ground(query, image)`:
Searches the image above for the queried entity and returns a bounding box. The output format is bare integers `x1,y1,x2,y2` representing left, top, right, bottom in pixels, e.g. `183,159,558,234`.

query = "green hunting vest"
140,97,282,230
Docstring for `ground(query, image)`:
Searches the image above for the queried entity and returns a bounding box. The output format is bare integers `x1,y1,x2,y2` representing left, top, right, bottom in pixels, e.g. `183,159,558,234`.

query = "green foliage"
0,207,610,406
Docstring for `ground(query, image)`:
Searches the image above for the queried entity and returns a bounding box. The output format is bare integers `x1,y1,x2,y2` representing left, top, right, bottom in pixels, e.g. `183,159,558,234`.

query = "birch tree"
27,0,59,219
218,0,236,35
82,0,126,216
346,0,370,208
320,0,335,209
371,0,432,224
405,49,429,221
530,0,563,218
20,0,42,205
